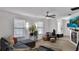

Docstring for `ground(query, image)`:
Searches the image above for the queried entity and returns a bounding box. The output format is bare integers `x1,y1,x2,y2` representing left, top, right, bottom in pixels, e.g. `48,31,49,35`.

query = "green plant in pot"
29,24,38,38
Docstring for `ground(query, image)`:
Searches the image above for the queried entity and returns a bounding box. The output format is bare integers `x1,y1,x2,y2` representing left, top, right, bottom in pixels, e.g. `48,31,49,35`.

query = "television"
67,16,79,28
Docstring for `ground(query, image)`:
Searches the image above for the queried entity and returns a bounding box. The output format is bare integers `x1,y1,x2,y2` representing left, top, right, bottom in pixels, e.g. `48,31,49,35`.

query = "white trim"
68,39,77,46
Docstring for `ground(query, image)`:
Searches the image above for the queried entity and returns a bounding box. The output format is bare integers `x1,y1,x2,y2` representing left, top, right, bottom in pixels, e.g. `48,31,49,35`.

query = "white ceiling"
0,7,79,19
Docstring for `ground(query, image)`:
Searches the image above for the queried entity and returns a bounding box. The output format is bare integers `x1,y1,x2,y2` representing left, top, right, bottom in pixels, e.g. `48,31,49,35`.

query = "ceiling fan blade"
51,14,56,16
71,7,79,11
45,11,56,18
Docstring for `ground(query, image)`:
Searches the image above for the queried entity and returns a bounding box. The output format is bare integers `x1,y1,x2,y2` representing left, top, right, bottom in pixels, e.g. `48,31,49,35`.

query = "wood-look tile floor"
35,36,76,51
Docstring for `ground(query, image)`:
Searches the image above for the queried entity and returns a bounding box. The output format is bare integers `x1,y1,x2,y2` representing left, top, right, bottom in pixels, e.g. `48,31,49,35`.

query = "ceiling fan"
45,11,56,18
71,7,79,11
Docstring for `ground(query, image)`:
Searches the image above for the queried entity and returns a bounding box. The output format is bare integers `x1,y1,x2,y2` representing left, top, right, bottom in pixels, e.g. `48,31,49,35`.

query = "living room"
0,7,79,51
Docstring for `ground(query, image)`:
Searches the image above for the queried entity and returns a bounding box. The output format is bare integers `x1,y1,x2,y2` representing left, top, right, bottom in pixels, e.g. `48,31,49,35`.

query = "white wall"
0,11,14,38
62,20,70,36
0,11,57,39
49,19,57,32
56,19,63,34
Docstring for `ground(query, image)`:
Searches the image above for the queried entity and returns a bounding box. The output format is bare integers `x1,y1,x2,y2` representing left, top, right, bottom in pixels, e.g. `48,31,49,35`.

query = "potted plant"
29,24,38,40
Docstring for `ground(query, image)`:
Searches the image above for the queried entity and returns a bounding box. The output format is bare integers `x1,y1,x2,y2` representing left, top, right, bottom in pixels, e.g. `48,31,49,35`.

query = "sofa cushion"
14,41,29,48
20,39,36,44
14,44,29,48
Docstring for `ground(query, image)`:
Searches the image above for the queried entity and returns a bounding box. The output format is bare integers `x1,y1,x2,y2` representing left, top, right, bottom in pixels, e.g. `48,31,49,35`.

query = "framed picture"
71,31,77,44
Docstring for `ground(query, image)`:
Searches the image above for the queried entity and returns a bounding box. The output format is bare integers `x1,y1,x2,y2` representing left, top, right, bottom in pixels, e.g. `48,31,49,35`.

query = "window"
35,22,43,34
14,29,24,37
14,19,25,37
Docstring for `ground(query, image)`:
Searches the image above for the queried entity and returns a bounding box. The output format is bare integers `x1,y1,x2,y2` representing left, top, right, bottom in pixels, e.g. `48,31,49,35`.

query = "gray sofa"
13,39,36,51
0,37,35,51
13,41,30,51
